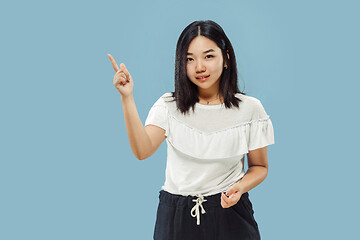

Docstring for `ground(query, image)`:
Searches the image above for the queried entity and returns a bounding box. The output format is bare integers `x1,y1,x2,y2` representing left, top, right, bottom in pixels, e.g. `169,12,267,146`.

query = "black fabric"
153,190,261,240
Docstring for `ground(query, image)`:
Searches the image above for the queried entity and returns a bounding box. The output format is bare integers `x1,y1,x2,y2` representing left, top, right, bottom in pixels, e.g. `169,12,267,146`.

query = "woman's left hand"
221,182,244,208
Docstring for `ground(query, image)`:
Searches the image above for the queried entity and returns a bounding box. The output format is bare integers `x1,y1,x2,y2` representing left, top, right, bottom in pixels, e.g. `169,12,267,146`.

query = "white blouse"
145,92,275,197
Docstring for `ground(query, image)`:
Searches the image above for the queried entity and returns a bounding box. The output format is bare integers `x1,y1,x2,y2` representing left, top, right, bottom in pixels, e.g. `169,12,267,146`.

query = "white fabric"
145,92,275,197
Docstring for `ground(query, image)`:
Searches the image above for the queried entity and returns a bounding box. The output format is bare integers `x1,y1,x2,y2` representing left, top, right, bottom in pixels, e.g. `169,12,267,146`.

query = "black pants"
153,190,261,240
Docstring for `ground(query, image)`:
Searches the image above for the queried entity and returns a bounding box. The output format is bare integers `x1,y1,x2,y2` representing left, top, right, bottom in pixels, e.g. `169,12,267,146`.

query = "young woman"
108,20,275,240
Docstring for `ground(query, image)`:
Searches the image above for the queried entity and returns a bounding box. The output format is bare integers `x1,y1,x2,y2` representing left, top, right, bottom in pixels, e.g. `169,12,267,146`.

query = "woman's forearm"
236,166,268,194
121,94,153,160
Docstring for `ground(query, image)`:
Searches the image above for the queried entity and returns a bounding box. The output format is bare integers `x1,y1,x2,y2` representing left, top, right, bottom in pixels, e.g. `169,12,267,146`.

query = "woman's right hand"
107,53,134,98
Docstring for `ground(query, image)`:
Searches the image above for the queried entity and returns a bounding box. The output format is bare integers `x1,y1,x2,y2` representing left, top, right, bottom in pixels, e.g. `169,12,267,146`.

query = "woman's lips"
197,75,209,81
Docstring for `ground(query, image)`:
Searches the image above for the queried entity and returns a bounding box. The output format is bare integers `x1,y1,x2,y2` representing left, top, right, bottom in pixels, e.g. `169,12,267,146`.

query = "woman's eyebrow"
187,49,215,55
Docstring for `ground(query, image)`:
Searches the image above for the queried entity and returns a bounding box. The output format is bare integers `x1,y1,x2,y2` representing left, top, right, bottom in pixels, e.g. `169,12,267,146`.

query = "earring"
224,65,228,69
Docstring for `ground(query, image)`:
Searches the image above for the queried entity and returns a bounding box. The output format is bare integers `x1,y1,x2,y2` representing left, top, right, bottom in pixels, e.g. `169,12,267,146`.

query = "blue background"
1,0,359,239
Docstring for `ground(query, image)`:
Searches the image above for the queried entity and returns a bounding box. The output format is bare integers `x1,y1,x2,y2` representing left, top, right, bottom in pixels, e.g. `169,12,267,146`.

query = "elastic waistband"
158,190,249,208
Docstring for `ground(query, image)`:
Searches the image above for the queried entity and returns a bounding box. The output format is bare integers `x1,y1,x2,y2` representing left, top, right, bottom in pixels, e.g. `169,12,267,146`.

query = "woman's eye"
186,55,213,61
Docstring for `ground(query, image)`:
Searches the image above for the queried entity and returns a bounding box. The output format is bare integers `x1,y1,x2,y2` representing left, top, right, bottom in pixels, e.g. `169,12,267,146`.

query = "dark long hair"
166,20,246,115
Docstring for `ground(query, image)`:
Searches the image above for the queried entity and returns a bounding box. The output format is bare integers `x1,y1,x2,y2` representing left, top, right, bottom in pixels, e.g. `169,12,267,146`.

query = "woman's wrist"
234,180,246,195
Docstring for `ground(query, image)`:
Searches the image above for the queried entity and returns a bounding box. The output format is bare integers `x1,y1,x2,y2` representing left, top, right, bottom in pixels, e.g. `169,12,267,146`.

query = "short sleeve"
247,98,275,151
144,96,169,137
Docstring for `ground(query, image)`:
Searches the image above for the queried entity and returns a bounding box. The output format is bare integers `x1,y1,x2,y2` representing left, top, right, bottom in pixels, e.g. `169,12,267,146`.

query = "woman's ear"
224,50,230,68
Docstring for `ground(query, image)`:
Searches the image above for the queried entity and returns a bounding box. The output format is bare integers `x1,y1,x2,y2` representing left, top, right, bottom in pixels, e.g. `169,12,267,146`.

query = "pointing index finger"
107,54,120,72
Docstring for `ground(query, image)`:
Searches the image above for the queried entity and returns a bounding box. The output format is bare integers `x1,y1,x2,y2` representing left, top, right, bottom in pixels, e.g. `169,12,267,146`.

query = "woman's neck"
197,92,224,105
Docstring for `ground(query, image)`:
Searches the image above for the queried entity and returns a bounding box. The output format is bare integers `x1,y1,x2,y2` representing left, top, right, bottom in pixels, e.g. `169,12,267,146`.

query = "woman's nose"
195,60,206,72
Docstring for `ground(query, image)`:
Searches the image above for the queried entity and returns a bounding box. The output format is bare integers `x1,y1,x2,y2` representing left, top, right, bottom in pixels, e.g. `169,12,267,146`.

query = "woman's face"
186,36,226,94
